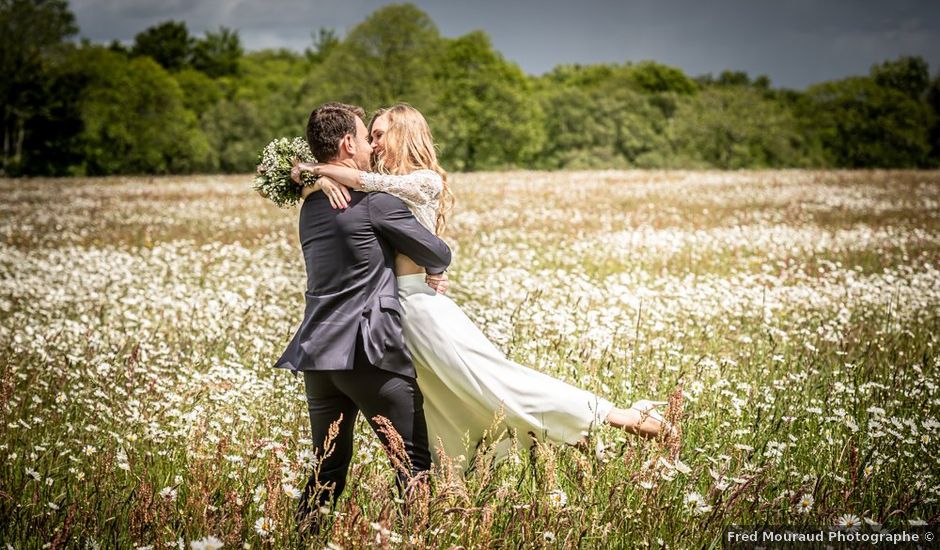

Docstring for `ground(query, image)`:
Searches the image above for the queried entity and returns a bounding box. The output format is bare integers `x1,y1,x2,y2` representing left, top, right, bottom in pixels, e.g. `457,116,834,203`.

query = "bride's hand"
426,272,449,294
320,177,351,209
291,161,318,184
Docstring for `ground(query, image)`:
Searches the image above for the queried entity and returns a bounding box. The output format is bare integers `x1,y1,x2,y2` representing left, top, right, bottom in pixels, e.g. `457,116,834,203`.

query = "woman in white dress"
294,104,679,467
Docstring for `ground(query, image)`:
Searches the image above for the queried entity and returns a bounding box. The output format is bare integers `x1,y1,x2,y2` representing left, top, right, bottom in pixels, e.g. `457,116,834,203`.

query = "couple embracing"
274,102,680,532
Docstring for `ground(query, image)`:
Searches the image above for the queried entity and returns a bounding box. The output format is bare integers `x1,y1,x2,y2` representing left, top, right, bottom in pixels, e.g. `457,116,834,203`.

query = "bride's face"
370,114,389,159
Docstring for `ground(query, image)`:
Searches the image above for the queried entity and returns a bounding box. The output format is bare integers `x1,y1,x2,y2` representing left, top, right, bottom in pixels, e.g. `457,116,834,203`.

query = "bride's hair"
368,104,455,236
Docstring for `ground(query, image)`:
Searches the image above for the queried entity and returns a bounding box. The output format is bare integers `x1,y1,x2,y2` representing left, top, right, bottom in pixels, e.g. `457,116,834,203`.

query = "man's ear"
340,134,355,156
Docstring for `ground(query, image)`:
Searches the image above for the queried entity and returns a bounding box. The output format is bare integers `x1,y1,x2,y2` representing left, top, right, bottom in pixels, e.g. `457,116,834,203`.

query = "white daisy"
796,493,814,514
836,513,861,532
159,486,177,502
190,536,223,550
547,489,568,508
254,516,274,538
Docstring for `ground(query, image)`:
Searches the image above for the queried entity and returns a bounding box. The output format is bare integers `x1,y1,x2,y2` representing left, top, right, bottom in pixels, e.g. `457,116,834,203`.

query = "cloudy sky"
71,0,940,89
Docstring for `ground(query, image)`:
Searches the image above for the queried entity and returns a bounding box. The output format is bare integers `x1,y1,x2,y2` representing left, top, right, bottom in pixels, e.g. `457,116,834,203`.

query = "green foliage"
173,69,222,114
430,31,544,170
806,76,931,168
535,62,687,169
191,27,243,78
5,2,939,175
0,0,77,175
621,61,699,95
131,20,192,72
671,87,819,169
927,73,940,165
537,86,671,169
871,55,930,100
70,47,213,174
18,43,86,176
305,28,340,65
201,50,308,173
305,3,442,111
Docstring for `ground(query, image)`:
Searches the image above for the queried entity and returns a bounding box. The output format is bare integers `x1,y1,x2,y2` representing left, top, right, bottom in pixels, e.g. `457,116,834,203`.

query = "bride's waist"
395,254,424,276
396,273,432,295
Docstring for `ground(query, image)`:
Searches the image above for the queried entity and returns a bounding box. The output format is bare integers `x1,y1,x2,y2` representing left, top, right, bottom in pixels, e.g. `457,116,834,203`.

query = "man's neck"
328,159,359,170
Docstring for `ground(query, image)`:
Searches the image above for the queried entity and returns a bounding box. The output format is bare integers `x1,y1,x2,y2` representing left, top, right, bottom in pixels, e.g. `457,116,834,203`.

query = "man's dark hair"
305,102,366,161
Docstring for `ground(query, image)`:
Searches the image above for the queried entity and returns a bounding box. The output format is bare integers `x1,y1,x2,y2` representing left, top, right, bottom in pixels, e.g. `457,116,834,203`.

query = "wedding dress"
358,169,615,466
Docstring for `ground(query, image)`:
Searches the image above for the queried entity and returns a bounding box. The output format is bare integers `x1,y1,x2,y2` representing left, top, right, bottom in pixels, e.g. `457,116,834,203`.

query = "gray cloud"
70,0,940,89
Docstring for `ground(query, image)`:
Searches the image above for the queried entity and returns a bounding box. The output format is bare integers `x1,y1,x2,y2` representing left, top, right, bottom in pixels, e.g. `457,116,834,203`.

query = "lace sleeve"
358,169,443,206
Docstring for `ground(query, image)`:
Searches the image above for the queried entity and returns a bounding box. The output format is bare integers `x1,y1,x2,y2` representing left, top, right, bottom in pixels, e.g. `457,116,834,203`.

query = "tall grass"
0,170,937,548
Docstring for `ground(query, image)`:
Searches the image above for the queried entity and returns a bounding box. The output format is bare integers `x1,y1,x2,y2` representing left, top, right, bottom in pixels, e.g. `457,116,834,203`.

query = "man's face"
351,117,372,170
370,114,389,159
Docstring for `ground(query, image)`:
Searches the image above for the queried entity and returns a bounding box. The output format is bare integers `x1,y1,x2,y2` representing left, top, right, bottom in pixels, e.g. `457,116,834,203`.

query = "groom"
274,102,452,530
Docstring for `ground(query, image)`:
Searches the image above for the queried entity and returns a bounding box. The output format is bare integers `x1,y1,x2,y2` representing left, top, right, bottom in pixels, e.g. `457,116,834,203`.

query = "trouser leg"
297,371,358,530
332,364,431,492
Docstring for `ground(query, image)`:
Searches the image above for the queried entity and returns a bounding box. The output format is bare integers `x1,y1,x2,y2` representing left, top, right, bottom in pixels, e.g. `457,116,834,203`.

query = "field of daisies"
1,170,938,548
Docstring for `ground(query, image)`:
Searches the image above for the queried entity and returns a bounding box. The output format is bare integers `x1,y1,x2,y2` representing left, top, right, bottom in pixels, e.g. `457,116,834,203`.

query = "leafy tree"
430,31,544,170
538,87,627,169
543,63,619,89
671,87,818,169
200,50,307,172
871,55,930,100
174,68,222,114
108,39,128,54
132,20,192,71
305,28,340,65
201,99,268,172
0,0,77,174
717,70,751,87
621,61,698,95
928,73,940,165
537,85,675,169
305,3,442,111
191,27,242,77
70,47,213,174
18,43,86,175
535,62,689,168
806,76,931,167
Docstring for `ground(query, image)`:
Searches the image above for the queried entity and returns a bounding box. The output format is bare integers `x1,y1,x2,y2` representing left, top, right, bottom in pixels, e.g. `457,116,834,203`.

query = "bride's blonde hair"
369,104,454,235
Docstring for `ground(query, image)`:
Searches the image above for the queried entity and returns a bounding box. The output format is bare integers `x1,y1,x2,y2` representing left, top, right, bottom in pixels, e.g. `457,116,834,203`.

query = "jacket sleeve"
368,192,452,275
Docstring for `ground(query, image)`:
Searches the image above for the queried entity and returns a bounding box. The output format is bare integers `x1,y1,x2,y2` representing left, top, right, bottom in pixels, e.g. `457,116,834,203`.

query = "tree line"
3,0,939,176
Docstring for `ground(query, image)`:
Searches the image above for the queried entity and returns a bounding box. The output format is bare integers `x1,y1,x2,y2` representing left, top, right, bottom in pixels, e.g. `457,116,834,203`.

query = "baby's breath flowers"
253,137,318,208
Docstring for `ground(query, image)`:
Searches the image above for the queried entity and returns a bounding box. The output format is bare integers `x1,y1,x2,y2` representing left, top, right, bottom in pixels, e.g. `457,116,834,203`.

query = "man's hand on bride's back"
426,272,449,294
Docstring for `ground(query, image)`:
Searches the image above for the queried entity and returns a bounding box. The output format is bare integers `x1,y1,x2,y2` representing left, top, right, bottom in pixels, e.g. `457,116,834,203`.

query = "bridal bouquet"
253,137,318,208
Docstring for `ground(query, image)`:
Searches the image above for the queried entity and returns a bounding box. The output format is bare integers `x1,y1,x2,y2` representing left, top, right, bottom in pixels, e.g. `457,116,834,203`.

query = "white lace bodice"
359,169,442,233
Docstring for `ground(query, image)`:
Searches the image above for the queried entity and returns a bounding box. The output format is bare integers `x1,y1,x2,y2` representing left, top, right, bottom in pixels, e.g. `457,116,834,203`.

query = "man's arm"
368,193,451,275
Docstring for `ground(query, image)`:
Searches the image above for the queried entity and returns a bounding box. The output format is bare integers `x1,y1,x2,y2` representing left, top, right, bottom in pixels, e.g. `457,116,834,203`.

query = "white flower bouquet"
253,137,318,208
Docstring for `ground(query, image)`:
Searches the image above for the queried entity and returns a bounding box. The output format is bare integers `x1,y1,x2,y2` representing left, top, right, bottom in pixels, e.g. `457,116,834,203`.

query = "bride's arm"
297,163,442,206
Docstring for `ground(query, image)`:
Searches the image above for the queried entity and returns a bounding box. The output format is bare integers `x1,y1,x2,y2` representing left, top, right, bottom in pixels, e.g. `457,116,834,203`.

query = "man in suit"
274,102,451,531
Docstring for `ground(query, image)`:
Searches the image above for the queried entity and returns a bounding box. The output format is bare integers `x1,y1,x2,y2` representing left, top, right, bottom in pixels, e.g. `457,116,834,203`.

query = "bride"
293,104,679,467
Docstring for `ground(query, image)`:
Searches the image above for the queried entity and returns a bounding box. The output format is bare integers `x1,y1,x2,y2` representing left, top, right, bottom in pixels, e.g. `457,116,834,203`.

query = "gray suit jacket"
274,190,451,378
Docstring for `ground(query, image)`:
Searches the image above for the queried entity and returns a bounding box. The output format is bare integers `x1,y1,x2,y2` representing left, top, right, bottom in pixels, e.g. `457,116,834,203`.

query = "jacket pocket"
360,295,406,365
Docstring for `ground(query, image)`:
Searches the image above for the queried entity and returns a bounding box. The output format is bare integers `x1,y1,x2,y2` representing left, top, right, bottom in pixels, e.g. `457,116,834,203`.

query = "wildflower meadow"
1,170,938,548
